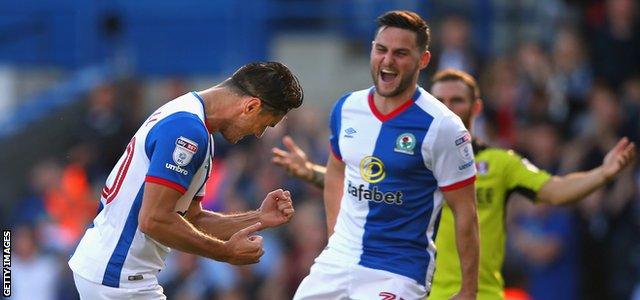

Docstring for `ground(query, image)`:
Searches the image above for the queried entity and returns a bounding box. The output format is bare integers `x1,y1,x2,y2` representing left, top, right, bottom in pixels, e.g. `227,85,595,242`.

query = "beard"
371,64,419,98
220,125,243,144
460,111,472,129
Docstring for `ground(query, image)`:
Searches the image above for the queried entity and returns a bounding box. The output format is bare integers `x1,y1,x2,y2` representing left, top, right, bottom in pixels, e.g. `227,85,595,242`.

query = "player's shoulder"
476,146,530,173
150,93,207,131
158,92,206,117
478,146,517,158
414,87,459,120
158,111,207,132
346,88,371,99
336,88,370,105
329,88,371,116
145,95,208,145
144,111,209,159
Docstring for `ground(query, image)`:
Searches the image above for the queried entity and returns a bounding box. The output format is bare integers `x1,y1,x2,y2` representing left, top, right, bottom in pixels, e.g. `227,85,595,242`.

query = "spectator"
589,0,640,89
511,204,579,300
11,225,59,300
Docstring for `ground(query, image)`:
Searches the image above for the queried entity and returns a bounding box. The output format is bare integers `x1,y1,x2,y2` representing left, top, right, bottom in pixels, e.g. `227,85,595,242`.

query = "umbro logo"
344,127,357,138
165,163,188,175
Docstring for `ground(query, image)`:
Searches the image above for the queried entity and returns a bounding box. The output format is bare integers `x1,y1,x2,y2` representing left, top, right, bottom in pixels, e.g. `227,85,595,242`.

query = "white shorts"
73,272,166,300
293,258,427,300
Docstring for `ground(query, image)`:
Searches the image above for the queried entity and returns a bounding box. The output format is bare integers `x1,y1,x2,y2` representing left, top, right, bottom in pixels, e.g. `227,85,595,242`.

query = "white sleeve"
193,158,210,202
424,115,476,191
196,183,206,198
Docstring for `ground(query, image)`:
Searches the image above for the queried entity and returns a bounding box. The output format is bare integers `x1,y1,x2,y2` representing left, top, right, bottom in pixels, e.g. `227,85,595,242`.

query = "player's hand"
223,222,264,265
258,189,294,229
272,136,314,181
601,137,636,180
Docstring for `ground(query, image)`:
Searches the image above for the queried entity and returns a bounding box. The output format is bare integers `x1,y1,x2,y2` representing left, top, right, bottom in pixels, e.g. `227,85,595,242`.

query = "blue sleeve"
144,112,209,193
329,93,350,160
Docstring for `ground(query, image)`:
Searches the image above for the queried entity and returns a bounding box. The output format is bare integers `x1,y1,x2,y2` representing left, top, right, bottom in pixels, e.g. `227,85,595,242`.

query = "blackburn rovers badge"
394,133,416,155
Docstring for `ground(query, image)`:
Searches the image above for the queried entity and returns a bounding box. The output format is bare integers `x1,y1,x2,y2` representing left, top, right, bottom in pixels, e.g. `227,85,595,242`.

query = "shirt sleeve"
328,93,350,161
144,113,209,194
430,115,477,191
503,150,552,201
193,173,207,201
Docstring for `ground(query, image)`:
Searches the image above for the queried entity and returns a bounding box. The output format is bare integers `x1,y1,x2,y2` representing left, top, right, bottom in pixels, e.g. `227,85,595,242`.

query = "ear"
419,51,431,70
472,98,483,117
242,97,262,115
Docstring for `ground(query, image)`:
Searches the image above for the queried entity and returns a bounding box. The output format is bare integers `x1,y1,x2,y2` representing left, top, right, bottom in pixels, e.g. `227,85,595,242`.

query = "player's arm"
443,184,479,299
139,183,263,265
308,164,326,188
140,115,266,265
272,135,326,188
324,154,345,237
322,95,347,236
432,116,479,300
537,137,636,205
186,189,294,240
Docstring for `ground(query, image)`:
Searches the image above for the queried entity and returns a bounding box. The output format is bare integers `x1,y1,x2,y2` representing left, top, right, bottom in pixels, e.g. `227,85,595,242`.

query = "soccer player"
273,69,637,299
291,11,480,299
69,62,304,299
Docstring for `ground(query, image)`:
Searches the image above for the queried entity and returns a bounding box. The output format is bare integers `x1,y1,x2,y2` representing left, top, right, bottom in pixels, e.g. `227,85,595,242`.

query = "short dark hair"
228,62,304,115
376,10,431,51
433,68,481,101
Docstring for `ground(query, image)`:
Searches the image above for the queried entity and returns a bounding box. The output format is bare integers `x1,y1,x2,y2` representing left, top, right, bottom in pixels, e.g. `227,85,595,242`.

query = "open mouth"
380,68,398,83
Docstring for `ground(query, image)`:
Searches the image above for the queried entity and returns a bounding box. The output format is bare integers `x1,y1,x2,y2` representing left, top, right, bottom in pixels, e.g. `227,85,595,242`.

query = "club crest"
394,133,416,155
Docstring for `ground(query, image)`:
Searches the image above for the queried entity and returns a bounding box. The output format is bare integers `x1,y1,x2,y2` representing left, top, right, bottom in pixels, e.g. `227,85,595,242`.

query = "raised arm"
537,137,636,205
324,154,345,237
272,135,326,188
138,183,263,265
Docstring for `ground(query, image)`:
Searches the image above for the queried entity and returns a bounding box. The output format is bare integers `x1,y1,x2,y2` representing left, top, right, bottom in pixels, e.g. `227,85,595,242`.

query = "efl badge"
173,137,198,167
458,143,473,161
455,132,471,146
455,133,473,161
394,133,416,155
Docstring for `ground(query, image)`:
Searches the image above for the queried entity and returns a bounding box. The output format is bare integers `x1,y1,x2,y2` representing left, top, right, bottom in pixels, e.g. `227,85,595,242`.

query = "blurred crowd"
6,0,640,299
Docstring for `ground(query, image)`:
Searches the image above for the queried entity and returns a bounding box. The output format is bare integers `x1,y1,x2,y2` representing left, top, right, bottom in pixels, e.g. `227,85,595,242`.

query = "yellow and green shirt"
429,140,551,300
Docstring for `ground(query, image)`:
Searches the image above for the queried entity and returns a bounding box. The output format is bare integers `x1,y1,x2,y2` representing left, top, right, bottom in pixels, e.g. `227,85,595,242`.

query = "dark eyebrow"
376,43,411,54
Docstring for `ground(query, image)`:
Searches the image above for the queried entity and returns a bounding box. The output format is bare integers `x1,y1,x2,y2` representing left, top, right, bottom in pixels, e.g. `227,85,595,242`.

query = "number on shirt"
101,137,136,204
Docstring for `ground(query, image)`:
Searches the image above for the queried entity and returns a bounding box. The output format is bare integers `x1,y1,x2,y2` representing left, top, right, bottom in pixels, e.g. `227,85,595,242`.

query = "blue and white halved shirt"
318,86,476,288
69,92,213,288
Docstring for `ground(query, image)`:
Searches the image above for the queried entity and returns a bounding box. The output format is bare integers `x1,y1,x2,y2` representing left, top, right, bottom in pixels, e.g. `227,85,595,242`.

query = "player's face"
249,111,284,139
370,27,428,98
431,80,476,128
221,109,284,144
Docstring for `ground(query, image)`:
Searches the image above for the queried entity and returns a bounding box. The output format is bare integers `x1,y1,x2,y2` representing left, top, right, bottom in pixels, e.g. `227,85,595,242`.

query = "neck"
373,84,418,114
197,85,239,133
